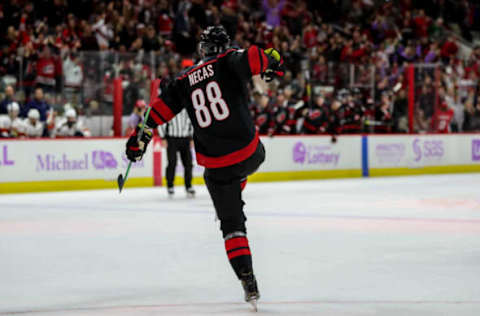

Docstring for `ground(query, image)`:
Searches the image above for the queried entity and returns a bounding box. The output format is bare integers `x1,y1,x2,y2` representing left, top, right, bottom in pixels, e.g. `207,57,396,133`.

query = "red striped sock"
225,235,252,278
225,236,251,259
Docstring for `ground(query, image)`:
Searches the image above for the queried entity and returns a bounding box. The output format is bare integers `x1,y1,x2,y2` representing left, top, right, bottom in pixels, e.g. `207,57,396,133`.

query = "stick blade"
117,174,125,193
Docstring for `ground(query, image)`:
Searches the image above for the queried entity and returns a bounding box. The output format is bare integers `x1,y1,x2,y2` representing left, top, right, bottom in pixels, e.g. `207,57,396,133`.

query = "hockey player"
254,93,274,135
0,114,9,137
342,89,363,134
24,109,44,138
328,97,345,135
0,102,24,137
124,25,283,309
270,90,291,135
56,108,90,137
283,86,303,135
270,88,303,135
302,94,329,134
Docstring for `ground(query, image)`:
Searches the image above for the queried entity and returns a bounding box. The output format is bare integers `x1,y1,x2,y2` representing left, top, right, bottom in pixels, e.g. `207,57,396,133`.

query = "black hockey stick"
117,107,152,193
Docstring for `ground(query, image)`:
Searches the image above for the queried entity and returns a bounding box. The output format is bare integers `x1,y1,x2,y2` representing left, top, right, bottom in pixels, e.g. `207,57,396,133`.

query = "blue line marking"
362,136,369,177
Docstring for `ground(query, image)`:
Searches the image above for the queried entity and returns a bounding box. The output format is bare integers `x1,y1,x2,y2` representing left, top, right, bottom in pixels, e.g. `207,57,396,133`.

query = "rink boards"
366,135,480,177
0,139,154,193
1,134,480,193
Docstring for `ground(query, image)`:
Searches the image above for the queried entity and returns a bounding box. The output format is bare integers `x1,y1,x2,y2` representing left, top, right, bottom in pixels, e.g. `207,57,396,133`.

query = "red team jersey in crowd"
36,57,60,87
145,46,274,168
431,106,454,133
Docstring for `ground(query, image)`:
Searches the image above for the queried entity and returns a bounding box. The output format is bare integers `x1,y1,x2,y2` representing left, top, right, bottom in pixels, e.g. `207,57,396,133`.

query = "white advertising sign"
2,134,478,187
161,146,205,179
259,135,362,172
369,134,480,169
161,136,362,177
0,139,152,183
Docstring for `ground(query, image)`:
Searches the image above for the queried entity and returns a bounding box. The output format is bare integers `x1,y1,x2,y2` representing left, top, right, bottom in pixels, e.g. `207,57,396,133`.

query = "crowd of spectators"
1,0,480,138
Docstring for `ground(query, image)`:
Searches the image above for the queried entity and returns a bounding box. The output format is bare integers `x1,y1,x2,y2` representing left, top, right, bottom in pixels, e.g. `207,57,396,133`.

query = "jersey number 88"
191,81,230,128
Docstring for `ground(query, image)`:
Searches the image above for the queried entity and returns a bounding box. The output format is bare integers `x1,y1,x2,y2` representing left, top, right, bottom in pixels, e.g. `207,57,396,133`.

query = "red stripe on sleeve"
149,108,165,125
152,98,175,121
225,237,249,251
261,51,268,73
247,46,261,75
227,248,252,260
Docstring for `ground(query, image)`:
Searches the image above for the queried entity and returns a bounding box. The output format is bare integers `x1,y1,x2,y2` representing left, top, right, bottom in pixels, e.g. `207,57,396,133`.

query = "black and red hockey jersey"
255,103,274,135
341,101,364,134
271,101,301,135
146,46,275,168
303,106,329,134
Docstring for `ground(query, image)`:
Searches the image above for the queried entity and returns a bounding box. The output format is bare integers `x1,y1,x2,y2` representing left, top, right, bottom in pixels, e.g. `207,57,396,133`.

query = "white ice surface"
1,174,480,315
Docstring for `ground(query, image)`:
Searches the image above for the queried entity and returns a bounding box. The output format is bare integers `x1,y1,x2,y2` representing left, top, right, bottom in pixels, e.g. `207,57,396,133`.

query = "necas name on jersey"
188,64,215,86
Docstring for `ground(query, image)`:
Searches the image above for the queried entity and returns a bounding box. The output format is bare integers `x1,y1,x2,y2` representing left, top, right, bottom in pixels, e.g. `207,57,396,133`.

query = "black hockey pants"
204,142,265,237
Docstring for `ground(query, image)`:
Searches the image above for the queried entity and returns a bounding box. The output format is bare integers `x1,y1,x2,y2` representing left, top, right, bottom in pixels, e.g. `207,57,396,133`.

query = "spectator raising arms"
35,46,61,94
92,13,113,50
62,52,83,103
263,0,286,28
431,100,455,133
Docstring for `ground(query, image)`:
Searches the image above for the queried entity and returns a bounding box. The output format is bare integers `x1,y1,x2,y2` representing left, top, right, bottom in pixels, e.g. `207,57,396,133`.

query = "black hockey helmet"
337,88,350,101
199,25,231,57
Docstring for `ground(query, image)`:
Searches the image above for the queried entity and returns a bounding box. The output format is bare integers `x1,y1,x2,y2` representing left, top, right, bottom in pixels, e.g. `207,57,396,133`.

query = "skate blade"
248,299,258,312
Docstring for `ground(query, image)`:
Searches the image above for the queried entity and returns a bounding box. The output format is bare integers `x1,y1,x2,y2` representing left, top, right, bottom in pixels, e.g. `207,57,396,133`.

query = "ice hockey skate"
240,272,260,311
186,187,195,198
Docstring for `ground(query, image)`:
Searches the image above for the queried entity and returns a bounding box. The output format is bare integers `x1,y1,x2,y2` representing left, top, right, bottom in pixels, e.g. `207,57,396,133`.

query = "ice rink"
1,174,480,315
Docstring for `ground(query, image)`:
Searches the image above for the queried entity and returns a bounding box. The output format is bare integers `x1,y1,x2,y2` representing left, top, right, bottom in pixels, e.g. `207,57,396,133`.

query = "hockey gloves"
126,124,153,162
263,48,284,82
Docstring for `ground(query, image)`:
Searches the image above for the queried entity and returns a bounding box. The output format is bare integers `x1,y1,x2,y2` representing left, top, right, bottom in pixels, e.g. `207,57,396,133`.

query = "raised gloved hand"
263,48,285,82
125,124,153,162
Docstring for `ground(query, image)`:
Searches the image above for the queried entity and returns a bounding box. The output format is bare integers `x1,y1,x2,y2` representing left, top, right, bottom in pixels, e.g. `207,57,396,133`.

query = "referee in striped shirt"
158,108,195,197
